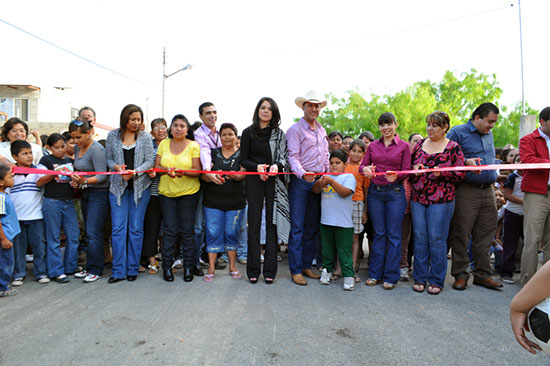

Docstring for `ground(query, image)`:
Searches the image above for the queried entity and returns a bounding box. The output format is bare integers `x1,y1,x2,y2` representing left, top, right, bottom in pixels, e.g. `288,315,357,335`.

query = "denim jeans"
288,175,320,275
367,182,406,284
160,193,198,271
193,187,205,266
411,200,455,288
204,207,241,253
81,189,109,276
43,198,80,278
0,247,14,291
109,188,151,278
220,205,248,261
13,219,47,280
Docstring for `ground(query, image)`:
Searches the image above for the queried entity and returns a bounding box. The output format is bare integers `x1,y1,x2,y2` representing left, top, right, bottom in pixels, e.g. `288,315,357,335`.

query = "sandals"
383,282,396,290
138,266,146,273
147,265,159,274
230,271,241,279
428,284,442,295
203,274,214,282
354,275,361,283
413,283,425,293
365,278,379,286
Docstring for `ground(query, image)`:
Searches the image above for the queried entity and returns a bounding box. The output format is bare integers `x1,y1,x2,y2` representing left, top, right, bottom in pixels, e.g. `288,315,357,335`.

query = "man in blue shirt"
447,102,503,290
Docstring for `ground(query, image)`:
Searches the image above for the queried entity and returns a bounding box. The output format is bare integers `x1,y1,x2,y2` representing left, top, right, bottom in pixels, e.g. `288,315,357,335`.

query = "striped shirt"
8,166,44,221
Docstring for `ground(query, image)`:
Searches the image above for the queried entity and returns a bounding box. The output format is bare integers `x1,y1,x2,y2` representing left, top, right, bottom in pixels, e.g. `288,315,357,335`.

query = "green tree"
492,102,538,148
320,69,504,139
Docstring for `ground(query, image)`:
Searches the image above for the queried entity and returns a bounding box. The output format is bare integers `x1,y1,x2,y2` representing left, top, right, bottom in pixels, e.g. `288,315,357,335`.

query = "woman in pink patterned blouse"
410,111,465,295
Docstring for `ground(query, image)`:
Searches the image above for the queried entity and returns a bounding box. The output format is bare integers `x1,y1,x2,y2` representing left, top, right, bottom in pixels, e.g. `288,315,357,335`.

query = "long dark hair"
251,97,280,139
119,104,143,140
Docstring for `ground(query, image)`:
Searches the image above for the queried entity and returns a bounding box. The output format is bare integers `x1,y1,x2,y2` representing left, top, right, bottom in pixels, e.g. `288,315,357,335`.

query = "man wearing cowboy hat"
286,91,330,285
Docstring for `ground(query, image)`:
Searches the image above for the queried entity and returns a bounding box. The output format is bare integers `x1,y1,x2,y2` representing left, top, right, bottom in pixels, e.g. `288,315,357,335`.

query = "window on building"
0,98,29,121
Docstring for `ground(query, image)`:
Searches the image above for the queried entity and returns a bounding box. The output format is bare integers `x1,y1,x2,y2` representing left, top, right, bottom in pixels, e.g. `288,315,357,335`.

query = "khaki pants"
449,184,497,281
520,191,550,286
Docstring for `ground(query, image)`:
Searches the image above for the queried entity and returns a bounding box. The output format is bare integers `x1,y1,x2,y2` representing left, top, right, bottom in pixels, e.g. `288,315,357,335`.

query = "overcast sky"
1,0,548,133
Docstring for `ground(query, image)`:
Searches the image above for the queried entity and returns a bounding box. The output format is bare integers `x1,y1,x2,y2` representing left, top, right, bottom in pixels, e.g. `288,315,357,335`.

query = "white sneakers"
320,268,331,285
343,277,355,291
74,270,100,283
399,267,410,282
11,278,24,286
320,269,355,290
37,276,50,284
83,274,100,283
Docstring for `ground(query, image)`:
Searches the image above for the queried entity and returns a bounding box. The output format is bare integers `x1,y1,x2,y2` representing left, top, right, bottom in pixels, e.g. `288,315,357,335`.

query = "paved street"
1,255,548,366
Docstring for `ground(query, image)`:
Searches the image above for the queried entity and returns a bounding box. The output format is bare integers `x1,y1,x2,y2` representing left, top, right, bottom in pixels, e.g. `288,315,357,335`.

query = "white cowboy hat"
295,90,327,109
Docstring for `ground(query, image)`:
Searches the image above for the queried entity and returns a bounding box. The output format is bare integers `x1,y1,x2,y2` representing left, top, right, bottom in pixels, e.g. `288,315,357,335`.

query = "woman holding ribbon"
105,104,153,283
155,114,201,282
201,123,246,281
69,119,110,283
410,111,464,294
360,112,410,290
240,97,290,284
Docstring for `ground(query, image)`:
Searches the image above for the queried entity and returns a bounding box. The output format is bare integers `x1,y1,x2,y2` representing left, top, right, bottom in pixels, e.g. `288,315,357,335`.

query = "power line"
298,2,517,52
0,17,154,88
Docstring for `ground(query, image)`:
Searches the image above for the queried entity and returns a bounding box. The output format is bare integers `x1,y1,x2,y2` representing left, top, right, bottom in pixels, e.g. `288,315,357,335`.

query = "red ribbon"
12,163,550,177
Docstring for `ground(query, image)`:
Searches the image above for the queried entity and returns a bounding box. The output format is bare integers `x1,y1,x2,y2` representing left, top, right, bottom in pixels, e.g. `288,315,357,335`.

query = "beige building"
0,84,112,139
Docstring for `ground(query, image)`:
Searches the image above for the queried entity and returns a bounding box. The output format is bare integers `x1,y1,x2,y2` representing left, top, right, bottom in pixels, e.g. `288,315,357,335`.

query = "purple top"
359,135,411,186
194,124,221,170
287,118,329,177
410,138,465,204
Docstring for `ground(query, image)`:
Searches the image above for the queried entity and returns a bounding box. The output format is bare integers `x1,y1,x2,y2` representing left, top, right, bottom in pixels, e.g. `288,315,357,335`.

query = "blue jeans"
367,183,406,284
288,175,320,275
43,198,80,278
411,200,455,288
204,207,241,253
13,219,47,279
220,205,248,261
81,189,109,276
160,193,198,271
109,188,151,278
193,187,205,266
0,247,14,291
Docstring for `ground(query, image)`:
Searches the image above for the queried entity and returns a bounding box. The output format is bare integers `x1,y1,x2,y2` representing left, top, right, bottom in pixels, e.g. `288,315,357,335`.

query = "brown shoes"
292,274,307,286
473,277,503,290
452,278,468,290
302,269,321,279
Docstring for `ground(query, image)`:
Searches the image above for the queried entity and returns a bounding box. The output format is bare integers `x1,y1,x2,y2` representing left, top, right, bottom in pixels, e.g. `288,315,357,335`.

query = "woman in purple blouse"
410,111,464,295
360,112,411,290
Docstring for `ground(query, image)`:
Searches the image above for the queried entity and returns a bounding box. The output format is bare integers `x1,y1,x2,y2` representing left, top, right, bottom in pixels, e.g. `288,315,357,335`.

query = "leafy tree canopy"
319,69,536,147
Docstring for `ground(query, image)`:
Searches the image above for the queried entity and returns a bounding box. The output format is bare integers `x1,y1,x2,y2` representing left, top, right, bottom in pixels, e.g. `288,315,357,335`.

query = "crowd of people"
1,92,549,303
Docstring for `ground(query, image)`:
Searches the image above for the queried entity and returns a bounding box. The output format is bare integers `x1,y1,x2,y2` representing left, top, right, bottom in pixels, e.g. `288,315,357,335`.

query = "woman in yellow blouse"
155,114,201,282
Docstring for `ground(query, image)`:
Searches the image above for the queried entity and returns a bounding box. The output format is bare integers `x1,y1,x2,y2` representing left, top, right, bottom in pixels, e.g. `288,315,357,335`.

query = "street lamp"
161,47,192,118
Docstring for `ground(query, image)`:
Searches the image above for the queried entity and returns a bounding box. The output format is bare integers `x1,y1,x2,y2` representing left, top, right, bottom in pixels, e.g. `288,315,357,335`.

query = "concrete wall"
0,85,40,124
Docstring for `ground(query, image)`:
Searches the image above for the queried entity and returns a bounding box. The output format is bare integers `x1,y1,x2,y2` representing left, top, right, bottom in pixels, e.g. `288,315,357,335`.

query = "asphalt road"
1,255,548,366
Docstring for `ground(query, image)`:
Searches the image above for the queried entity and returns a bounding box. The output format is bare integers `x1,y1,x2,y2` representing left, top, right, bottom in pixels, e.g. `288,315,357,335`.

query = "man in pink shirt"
190,102,224,275
286,91,330,285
